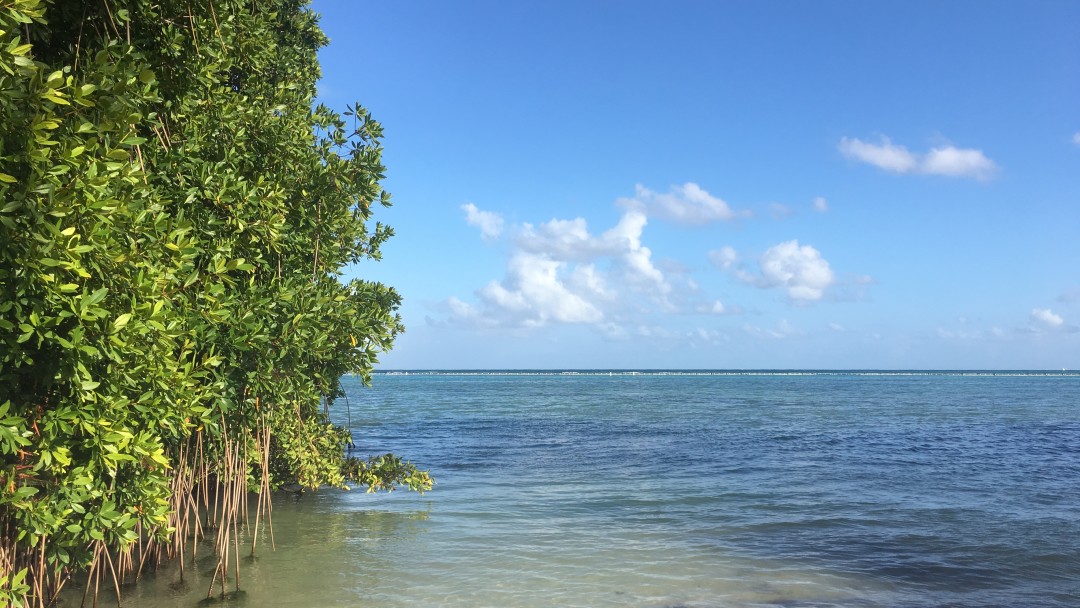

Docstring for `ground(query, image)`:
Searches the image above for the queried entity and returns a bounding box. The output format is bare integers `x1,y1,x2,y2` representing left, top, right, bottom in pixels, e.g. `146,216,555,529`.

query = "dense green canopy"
0,1,429,605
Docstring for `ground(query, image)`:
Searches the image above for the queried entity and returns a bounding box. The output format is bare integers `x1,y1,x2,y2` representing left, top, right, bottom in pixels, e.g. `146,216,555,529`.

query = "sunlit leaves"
1,0,420,604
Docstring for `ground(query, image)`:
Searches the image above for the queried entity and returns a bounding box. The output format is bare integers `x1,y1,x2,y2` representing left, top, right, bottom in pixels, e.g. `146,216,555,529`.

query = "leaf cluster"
0,0,425,604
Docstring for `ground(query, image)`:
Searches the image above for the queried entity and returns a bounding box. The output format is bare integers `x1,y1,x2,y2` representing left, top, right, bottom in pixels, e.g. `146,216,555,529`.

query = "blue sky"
312,1,1079,369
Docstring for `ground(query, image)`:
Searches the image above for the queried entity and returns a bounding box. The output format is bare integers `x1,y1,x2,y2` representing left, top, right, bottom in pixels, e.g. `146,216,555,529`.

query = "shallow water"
65,371,1080,607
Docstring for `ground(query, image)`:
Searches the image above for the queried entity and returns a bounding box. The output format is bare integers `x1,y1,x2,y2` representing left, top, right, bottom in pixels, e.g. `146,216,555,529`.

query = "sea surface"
77,371,1080,607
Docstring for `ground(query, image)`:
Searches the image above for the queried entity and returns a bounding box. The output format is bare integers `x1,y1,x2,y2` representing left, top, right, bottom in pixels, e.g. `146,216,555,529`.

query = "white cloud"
838,136,917,173
461,203,504,240
839,135,998,180
568,263,616,302
475,253,604,326
708,246,738,270
450,207,683,329
518,217,598,260
1023,308,1079,335
739,240,835,301
616,183,747,224
449,186,770,332
606,211,671,296
1031,308,1064,328
446,296,480,321
813,196,828,213
518,209,670,298
921,146,997,180
1073,132,1080,146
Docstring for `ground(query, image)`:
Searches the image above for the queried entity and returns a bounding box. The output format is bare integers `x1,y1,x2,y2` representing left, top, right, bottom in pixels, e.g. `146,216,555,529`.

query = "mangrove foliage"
0,0,431,605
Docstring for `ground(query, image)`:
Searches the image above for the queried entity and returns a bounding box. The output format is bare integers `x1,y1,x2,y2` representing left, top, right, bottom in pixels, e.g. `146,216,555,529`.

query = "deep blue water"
107,371,1080,607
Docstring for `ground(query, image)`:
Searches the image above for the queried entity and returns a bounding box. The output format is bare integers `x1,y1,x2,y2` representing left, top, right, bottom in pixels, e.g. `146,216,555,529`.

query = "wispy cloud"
769,203,794,220
461,203,505,240
736,240,835,302
813,196,828,213
743,319,802,339
839,135,998,180
696,300,727,315
1056,287,1080,303
838,136,917,173
708,246,738,270
616,183,749,224
1073,132,1080,146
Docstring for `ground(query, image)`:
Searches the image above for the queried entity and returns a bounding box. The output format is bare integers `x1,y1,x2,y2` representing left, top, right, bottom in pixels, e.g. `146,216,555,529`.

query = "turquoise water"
76,371,1080,607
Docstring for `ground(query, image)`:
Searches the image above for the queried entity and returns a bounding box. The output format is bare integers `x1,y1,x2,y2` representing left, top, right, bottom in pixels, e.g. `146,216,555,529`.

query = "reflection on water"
61,496,434,608
65,494,890,608
59,373,1080,607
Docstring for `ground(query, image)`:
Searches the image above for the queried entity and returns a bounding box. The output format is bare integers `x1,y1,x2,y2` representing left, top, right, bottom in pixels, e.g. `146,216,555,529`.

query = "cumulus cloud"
1031,308,1064,328
450,186,767,332
921,146,997,179
738,240,835,301
462,203,504,240
450,206,683,330
518,209,670,297
616,183,748,224
475,253,604,326
1022,308,1079,335
813,196,828,213
839,135,998,180
445,296,482,322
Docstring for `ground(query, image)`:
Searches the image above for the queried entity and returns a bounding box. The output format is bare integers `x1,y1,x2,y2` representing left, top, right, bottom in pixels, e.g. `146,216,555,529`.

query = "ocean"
94,371,1080,607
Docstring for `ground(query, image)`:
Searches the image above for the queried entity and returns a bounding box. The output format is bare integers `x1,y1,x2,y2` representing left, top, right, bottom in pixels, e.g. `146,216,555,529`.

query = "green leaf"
12,486,38,500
